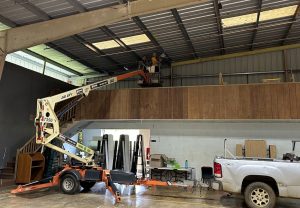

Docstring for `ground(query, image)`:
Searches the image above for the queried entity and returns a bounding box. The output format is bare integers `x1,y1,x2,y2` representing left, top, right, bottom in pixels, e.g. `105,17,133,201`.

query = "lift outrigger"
11,70,177,203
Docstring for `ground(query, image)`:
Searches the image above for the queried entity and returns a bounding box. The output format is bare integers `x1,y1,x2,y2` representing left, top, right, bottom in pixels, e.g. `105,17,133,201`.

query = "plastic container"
184,160,188,169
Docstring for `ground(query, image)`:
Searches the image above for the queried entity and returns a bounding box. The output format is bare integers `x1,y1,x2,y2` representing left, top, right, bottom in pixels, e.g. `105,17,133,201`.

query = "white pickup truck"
214,144,300,208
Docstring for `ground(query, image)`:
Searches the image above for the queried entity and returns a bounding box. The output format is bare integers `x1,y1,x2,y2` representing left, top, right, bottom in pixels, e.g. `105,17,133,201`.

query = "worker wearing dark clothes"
139,56,150,72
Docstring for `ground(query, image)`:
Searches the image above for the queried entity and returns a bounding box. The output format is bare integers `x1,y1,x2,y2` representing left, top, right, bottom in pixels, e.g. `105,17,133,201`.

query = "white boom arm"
35,70,149,165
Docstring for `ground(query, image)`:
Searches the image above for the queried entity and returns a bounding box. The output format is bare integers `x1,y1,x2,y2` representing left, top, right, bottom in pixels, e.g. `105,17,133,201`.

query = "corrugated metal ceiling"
0,0,299,74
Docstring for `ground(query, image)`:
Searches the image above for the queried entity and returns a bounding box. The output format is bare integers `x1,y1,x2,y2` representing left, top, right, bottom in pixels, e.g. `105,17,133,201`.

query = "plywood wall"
75,83,300,120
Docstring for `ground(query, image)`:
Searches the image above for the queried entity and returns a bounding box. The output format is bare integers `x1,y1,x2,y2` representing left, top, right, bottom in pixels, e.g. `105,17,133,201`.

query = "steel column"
251,0,262,50
282,4,300,45
213,0,225,54
282,50,289,82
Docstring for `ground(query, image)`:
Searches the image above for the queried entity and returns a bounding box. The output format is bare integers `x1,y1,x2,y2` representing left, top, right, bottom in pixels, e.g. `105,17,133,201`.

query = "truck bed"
216,156,300,163
214,156,300,198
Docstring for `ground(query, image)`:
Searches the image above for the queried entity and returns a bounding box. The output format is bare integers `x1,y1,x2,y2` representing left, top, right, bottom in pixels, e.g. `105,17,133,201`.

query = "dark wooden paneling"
293,83,300,118
238,85,252,119
270,84,279,119
159,88,172,119
75,83,300,120
128,89,140,119
256,84,273,119
220,85,239,119
288,83,297,119
276,84,291,119
187,87,199,119
171,88,184,119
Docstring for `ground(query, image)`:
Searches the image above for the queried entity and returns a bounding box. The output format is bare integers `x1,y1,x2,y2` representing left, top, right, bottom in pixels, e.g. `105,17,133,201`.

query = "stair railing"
14,95,83,179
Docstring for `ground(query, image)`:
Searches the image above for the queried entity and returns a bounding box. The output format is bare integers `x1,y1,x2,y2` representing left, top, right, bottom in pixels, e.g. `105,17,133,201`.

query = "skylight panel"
222,5,298,28
222,13,257,28
121,34,150,45
93,40,120,50
92,34,150,50
260,5,298,22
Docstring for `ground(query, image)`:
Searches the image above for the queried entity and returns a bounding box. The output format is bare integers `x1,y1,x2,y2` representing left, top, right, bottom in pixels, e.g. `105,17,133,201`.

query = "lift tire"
60,174,80,195
80,181,96,190
244,182,276,208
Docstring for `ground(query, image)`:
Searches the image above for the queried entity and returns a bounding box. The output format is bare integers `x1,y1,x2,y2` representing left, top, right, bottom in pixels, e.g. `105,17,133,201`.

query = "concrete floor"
1,183,300,208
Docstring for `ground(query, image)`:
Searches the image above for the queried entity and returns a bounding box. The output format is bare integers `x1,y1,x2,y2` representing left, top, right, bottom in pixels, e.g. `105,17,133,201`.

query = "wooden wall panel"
264,84,275,119
238,85,252,119
128,89,140,119
200,86,221,119
75,83,300,120
159,88,172,119
187,87,199,119
108,90,119,119
275,84,291,119
289,84,298,119
220,85,239,119
217,86,225,119
182,88,189,119
95,90,106,119
171,88,184,119
270,84,279,119
139,88,160,119
294,84,300,118
257,85,273,119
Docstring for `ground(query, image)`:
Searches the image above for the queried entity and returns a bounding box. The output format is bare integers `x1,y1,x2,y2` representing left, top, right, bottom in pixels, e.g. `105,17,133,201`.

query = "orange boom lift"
11,70,178,203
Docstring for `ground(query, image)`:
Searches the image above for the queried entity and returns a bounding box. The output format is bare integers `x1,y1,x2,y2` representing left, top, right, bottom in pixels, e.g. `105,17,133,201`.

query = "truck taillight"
214,162,222,178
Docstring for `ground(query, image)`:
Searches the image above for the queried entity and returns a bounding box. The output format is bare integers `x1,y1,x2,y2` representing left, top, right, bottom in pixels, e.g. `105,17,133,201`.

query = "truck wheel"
244,182,276,208
80,181,96,190
60,174,80,195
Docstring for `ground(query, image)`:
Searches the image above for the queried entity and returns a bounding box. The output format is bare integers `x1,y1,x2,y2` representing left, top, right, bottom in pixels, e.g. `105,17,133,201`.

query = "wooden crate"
245,140,267,158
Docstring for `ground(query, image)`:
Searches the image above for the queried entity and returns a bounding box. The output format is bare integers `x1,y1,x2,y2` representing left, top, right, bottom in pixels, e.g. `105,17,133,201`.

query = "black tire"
80,181,96,190
244,182,276,208
60,174,80,195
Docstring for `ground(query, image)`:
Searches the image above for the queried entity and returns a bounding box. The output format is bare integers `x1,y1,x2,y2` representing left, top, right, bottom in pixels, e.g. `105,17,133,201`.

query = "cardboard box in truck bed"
245,140,266,158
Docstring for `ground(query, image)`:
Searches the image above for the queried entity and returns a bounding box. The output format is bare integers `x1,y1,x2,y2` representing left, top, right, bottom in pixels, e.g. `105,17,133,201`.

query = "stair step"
6,162,15,168
0,179,15,187
0,167,14,174
0,173,14,179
